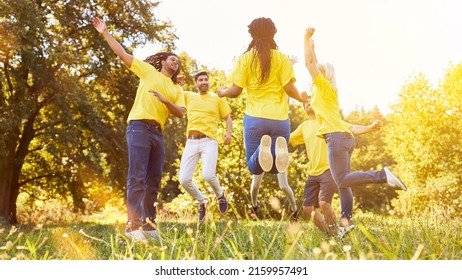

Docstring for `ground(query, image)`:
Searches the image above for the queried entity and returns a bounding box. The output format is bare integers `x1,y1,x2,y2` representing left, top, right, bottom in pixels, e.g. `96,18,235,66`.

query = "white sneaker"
143,229,161,240
337,224,356,239
258,135,273,172
384,167,407,191
125,230,147,242
275,137,289,173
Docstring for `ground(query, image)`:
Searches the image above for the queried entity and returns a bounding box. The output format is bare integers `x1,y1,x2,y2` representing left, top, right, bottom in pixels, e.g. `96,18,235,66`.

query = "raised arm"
217,85,243,98
350,120,382,136
304,27,319,81
92,17,134,68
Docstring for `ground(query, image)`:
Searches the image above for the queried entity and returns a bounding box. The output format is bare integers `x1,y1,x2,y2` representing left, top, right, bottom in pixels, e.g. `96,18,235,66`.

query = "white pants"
179,138,223,202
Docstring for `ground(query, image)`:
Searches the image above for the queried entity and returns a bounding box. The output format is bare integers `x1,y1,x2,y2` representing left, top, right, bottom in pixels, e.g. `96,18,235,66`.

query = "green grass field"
1,211,461,260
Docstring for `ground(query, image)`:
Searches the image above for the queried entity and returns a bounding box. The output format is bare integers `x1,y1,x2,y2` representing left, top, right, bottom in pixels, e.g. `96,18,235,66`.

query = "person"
92,17,186,241
178,71,232,222
290,94,382,237
303,27,407,233
217,17,308,220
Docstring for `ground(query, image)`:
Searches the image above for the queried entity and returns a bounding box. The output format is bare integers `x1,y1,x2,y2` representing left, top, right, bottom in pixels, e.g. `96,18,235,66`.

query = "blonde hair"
317,63,337,92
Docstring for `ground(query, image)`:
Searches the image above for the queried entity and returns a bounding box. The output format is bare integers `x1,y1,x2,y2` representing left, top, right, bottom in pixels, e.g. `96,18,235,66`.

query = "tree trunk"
0,157,16,224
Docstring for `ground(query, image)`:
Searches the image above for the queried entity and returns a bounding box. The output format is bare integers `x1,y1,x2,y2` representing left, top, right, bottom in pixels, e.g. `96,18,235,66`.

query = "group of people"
92,16,407,242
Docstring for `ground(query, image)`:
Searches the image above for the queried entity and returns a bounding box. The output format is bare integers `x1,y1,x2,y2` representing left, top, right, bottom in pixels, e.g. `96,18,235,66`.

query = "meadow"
1,210,461,260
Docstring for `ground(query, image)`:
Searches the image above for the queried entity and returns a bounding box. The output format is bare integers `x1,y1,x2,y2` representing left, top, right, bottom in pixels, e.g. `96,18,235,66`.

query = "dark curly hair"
144,52,182,84
245,17,278,85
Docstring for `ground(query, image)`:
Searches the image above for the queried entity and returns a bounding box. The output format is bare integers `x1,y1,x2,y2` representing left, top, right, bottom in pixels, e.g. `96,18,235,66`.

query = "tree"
0,0,176,224
385,63,462,217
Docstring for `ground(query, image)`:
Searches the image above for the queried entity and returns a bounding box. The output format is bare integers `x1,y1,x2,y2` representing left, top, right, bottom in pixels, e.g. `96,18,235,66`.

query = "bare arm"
92,17,134,68
284,81,309,103
223,115,233,145
217,84,243,98
304,27,319,81
350,120,382,136
149,90,186,118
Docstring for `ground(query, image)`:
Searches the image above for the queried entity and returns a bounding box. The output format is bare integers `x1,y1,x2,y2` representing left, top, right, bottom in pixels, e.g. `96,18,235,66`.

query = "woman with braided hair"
93,17,186,241
217,17,308,220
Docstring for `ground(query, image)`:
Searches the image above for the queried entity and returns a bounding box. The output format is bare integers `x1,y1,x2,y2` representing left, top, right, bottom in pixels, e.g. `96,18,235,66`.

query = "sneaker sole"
258,135,273,172
384,167,407,191
275,137,289,173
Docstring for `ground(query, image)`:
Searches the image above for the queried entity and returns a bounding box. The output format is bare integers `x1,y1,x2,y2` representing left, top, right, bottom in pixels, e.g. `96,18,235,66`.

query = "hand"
177,75,186,86
300,91,309,103
224,132,232,145
149,90,168,103
288,55,298,65
370,120,382,131
305,27,315,40
216,87,226,97
92,17,107,34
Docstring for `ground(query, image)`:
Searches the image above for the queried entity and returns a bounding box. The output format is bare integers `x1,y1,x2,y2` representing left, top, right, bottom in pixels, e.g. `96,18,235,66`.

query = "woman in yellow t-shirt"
304,27,407,232
217,18,307,220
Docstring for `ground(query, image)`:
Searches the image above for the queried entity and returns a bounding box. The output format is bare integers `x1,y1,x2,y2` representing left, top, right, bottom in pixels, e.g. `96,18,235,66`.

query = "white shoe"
125,230,147,242
337,224,356,239
143,229,161,240
258,135,273,172
275,137,289,173
384,167,407,191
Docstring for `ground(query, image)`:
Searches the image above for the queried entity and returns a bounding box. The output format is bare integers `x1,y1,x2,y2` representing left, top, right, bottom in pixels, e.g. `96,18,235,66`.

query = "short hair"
194,71,208,81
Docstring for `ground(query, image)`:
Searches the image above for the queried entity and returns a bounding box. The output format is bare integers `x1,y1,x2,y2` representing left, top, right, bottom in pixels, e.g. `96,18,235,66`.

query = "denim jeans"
324,132,386,221
179,137,223,202
243,114,290,175
125,120,165,230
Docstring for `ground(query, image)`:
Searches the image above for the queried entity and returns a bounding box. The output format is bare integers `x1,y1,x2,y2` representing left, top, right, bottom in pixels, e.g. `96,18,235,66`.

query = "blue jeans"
126,120,165,230
243,114,290,175
324,132,386,222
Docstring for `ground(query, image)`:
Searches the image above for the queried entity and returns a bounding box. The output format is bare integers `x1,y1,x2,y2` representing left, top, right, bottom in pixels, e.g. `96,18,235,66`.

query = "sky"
134,0,462,115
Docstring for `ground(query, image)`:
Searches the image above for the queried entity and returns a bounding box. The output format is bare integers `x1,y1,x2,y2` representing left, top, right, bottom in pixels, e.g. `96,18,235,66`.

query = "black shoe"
199,201,207,222
218,194,228,213
289,209,299,222
250,204,259,221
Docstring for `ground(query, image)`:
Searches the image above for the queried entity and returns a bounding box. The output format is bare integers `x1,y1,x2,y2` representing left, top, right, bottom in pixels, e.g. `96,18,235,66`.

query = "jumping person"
93,17,186,241
290,95,382,237
179,71,232,222
303,27,406,234
217,17,308,220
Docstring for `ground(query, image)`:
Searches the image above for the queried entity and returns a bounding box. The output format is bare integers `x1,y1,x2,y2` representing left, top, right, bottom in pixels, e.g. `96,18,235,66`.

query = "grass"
1,211,461,260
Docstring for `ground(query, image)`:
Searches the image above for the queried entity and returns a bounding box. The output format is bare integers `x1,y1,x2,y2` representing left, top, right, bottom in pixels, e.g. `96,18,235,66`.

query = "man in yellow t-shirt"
93,17,186,241
179,71,232,222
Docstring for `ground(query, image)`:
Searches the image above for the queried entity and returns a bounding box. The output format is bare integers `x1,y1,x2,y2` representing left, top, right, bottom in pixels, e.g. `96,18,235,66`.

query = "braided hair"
144,52,182,84
246,17,278,85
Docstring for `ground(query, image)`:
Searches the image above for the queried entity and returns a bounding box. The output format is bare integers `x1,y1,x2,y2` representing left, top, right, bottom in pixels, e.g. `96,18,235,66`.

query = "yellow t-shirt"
289,118,330,176
231,50,295,120
311,73,351,137
127,58,185,130
184,91,231,141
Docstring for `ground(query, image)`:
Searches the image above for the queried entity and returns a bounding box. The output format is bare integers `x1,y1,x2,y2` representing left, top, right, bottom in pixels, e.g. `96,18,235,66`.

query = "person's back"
232,49,293,120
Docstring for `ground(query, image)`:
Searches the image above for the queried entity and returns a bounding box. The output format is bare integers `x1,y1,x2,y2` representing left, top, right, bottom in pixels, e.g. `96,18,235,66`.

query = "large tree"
0,0,176,224
385,63,462,217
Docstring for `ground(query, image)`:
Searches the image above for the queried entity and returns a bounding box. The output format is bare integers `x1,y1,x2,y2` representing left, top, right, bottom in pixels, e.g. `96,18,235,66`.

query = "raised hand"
92,17,107,34
288,55,298,65
305,27,315,40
